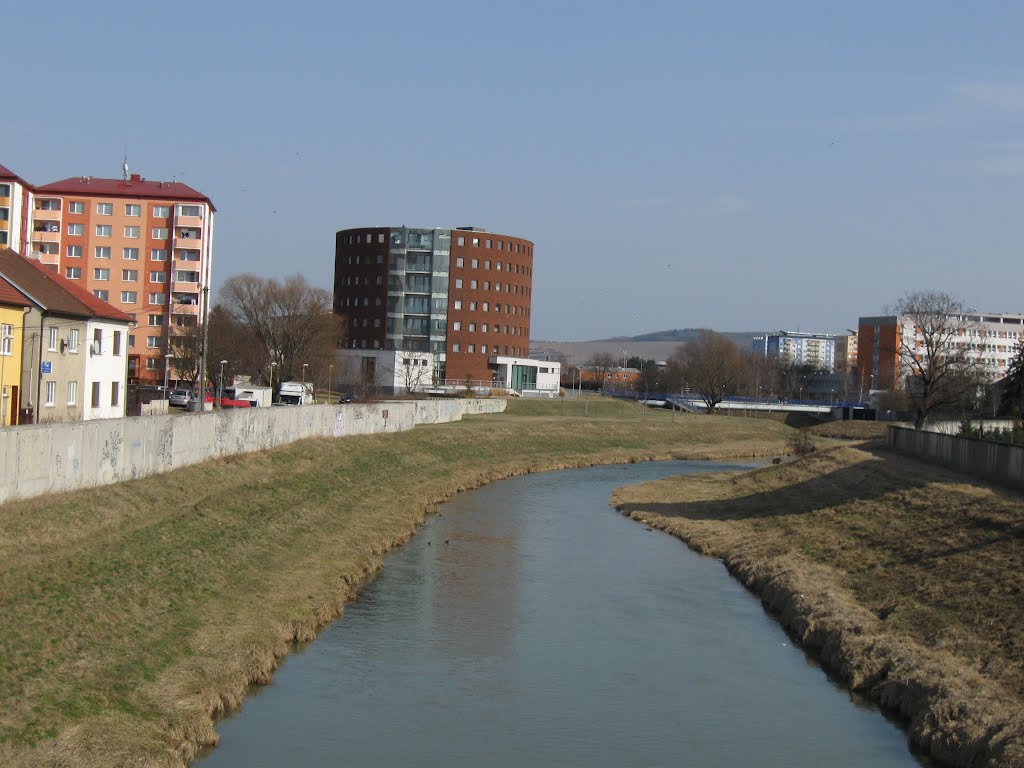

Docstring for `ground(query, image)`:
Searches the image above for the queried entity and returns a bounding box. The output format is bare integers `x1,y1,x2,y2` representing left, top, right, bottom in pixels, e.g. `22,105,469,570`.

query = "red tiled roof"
0,249,134,323
36,174,215,211
0,275,31,308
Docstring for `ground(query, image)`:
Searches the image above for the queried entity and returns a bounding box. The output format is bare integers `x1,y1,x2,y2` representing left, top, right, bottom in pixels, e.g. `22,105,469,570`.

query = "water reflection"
198,461,923,768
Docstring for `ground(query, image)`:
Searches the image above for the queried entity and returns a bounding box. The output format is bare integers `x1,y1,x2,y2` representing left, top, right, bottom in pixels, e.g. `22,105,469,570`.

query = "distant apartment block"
834,333,858,375
335,226,541,387
752,331,836,371
0,164,32,253
0,162,215,387
857,312,1024,391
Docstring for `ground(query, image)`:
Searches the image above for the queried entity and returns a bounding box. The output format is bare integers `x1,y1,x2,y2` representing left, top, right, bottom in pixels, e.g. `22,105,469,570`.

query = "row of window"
454,235,530,256
44,202,203,218
65,246,199,261
453,299,530,317
45,326,122,355
66,267,196,283
42,379,119,409
451,322,527,336
450,343,524,356
61,224,199,240
453,257,531,276
452,278,529,296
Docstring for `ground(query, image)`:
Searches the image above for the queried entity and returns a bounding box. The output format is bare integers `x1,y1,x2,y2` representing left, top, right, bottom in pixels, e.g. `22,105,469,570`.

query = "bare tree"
586,352,616,390
168,322,203,391
217,274,345,385
673,330,742,413
891,290,984,429
999,341,1024,432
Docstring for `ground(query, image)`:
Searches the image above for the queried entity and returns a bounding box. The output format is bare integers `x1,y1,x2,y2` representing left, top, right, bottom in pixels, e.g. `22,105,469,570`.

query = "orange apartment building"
4,164,215,386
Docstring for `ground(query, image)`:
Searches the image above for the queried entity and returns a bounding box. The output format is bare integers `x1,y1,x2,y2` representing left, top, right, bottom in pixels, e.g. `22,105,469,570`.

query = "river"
197,460,925,767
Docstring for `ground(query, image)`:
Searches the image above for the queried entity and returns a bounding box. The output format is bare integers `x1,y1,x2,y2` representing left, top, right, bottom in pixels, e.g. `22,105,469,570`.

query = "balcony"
172,257,202,271
172,281,200,294
32,222,61,243
173,212,204,228
171,301,200,316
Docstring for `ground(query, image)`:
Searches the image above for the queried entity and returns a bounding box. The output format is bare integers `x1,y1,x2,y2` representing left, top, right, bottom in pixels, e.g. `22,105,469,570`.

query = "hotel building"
335,226,554,392
0,162,214,387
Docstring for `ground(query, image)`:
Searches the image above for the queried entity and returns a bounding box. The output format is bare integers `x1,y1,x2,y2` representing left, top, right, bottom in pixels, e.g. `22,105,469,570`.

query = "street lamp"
328,364,334,405
163,353,173,396
302,363,309,403
218,360,227,408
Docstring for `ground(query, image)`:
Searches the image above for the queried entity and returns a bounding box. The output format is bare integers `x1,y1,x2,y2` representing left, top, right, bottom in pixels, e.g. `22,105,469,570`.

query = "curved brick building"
334,226,547,389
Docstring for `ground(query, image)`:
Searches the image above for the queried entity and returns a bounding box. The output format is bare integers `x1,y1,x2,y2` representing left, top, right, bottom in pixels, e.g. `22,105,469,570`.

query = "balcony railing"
172,281,200,293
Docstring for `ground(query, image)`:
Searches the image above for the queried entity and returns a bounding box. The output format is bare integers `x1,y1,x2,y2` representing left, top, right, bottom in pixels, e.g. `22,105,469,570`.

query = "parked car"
168,388,191,407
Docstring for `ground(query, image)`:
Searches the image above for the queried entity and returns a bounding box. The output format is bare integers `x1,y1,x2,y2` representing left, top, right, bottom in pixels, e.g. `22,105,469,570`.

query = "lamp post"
269,361,277,401
163,353,173,396
328,364,333,405
218,360,227,408
302,363,308,403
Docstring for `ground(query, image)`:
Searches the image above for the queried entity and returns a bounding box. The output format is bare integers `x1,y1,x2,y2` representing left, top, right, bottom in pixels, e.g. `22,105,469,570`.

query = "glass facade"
386,227,450,358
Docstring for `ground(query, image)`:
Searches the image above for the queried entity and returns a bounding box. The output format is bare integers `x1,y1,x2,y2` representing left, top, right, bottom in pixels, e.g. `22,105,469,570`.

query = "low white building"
489,355,560,397
82,319,131,419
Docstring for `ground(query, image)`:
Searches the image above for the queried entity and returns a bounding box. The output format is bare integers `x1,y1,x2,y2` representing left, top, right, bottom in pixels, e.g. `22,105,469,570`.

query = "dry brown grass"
0,405,792,767
612,444,1024,768
805,420,891,440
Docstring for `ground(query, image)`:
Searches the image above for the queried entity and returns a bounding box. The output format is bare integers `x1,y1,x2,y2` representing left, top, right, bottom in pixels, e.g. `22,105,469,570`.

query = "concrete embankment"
612,445,1024,768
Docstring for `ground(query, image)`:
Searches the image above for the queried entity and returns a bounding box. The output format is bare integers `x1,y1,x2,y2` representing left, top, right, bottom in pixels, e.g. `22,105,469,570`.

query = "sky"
3,1,1023,341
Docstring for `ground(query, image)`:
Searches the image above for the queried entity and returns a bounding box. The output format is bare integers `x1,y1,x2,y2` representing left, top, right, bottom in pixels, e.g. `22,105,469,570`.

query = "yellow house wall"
0,304,26,425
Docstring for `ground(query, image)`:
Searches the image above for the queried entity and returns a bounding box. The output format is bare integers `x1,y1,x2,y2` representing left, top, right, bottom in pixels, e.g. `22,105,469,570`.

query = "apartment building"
0,164,32,253
334,226,536,384
0,248,133,423
857,312,1024,391
751,331,836,370
1,162,215,386
834,333,858,376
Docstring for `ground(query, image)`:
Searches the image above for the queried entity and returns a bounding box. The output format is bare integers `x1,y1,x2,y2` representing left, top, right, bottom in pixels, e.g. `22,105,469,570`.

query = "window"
453,300,462,310
111,382,119,407
145,357,158,370
67,381,77,406
177,204,201,217
452,343,461,352
93,328,102,354
112,331,121,355
37,243,58,255
172,270,199,283
93,290,109,301
67,223,83,236
150,249,168,261
148,314,163,326
120,291,137,304
470,280,478,289
150,271,167,283
123,247,139,260
48,326,58,351
152,205,170,218
453,321,462,331
69,329,79,352
0,323,12,355
38,199,61,211
69,201,85,214
468,344,476,353
91,381,101,407
67,245,82,258
122,204,141,217
94,268,110,281
455,279,463,289
483,282,490,290
469,301,477,310
146,337,162,348
96,225,112,237
496,262,502,271
485,239,491,248
65,267,82,279
97,202,113,215
95,247,111,259
122,269,138,282
456,257,464,267
468,323,476,332
482,324,488,333
457,236,465,246
45,381,56,407
151,227,168,239
472,237,479,246
149,293,166,305
485,261,491,270
124,226,140,238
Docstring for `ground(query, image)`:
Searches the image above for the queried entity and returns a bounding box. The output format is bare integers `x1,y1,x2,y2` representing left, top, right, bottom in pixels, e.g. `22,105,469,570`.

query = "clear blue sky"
4,2,1023,340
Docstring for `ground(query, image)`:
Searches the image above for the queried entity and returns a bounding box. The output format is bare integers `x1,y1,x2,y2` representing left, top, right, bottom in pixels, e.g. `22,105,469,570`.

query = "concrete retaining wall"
887,425,1024,491
0,399,506,505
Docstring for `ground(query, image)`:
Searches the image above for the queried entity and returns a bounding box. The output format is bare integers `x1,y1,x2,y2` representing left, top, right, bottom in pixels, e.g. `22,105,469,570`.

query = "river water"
197,461,924,767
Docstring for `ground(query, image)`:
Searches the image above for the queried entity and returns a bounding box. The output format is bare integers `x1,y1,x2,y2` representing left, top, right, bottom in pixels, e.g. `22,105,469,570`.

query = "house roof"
35,174,215,212
0,249,134,324
0,274,31,308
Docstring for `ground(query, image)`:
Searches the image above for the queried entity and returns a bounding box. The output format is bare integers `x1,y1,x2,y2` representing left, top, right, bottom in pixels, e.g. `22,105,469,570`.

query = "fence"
0,398,506,505
887,425,1024,491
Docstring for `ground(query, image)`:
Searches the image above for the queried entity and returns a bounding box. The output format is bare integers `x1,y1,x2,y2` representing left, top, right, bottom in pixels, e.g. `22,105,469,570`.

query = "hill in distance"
531,329,763,365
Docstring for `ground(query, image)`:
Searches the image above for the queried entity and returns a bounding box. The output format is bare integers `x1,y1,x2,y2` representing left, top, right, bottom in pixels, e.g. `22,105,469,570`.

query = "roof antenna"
122,153,129,181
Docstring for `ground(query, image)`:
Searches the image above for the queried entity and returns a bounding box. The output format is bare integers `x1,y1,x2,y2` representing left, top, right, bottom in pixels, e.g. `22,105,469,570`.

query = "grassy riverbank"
0,399,792,767
612,443,1024,768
